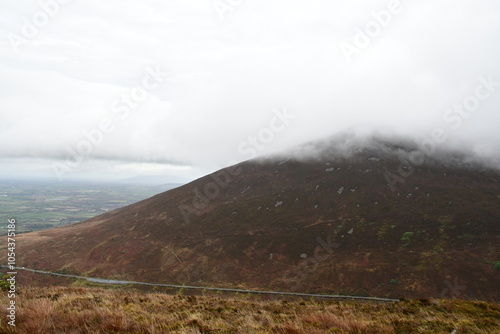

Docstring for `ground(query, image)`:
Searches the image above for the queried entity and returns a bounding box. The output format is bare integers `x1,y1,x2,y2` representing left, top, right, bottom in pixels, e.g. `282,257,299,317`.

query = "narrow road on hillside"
2,266,399,302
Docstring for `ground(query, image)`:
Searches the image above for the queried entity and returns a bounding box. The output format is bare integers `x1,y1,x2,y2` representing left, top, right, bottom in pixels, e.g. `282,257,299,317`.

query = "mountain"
118,175,190,186
6,137,500,300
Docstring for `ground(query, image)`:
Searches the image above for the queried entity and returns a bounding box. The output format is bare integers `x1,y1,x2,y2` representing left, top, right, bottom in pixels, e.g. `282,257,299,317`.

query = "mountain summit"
9,138,500,300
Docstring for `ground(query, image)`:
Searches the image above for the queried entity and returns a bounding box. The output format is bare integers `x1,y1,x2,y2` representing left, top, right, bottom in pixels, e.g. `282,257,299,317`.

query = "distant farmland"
0,179,179,234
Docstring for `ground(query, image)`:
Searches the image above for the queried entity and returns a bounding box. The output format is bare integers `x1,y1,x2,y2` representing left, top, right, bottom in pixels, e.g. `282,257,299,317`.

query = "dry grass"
0,287,499,334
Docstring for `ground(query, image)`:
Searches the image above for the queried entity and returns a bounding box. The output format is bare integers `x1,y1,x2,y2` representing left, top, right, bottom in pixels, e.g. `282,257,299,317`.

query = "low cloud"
0,0,499,180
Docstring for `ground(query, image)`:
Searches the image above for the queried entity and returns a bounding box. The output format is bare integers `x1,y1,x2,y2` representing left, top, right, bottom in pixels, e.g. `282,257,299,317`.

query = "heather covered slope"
5,140,500,300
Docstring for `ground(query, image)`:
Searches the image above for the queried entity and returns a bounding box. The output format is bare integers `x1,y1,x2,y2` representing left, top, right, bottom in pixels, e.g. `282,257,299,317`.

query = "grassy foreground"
0,286,499,333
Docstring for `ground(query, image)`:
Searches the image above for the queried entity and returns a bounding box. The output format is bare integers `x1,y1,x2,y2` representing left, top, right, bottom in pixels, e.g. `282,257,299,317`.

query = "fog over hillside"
269,132,500,172
0,0,499,181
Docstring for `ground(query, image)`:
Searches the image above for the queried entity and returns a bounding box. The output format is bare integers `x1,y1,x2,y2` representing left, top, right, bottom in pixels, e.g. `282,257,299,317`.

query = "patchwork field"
0,179,177,234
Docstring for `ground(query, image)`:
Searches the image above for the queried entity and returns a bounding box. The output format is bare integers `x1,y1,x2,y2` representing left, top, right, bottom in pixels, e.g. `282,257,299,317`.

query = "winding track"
2,266,399,302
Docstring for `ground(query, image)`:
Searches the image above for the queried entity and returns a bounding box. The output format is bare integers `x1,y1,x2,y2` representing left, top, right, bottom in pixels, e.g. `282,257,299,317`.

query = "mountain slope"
6,139,500,300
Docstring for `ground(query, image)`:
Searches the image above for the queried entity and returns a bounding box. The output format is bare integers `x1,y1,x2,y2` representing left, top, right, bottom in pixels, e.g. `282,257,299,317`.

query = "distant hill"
6,137,500,300
119,174,190,186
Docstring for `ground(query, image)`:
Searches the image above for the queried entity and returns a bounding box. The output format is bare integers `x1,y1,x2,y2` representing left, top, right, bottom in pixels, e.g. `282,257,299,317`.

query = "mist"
1,0,499,181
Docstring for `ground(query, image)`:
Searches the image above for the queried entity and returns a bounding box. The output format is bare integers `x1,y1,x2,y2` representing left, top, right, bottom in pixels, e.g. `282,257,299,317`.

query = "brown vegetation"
1,286,499,334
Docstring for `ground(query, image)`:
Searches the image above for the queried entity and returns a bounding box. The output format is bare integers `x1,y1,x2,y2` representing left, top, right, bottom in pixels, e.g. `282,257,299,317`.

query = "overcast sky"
1,0,499,183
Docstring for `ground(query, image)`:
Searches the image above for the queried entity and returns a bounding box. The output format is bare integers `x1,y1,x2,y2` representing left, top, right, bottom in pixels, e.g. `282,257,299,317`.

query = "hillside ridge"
5,138,500,300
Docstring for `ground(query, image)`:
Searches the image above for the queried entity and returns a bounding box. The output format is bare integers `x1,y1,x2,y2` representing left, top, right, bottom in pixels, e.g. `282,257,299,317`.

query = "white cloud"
0,0,499,181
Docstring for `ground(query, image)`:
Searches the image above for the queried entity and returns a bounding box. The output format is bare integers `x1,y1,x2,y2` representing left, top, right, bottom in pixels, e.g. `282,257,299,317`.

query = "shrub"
0,275,12,291
401,232,414,243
